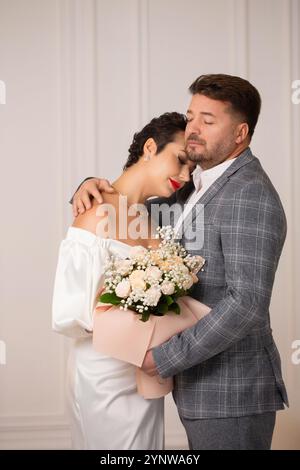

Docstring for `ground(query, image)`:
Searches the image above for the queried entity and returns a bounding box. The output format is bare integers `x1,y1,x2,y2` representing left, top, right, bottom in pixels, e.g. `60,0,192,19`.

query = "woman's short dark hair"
124,112,186,170
189,74,261,138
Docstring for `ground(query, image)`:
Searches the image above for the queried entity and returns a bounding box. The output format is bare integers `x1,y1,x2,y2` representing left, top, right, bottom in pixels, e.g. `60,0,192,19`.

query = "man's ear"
235,123,249,144
143,138,157,158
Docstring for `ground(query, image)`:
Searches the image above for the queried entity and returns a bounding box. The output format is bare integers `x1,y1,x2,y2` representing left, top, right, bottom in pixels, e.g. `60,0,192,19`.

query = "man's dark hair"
189,74,261,138
124,112,186,170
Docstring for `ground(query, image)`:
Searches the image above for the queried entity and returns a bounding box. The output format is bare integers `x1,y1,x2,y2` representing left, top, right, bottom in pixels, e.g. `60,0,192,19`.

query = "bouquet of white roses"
99,226,205,322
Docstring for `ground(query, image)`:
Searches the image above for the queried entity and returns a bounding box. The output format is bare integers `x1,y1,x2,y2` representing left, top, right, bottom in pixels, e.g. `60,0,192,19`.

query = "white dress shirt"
174,158,237,236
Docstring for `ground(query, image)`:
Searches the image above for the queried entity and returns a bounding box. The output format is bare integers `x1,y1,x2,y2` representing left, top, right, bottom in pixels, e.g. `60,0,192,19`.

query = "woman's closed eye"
178,156,186,165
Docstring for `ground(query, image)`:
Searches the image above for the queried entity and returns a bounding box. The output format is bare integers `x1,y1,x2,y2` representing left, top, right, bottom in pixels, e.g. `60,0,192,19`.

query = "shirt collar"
192,158,237,192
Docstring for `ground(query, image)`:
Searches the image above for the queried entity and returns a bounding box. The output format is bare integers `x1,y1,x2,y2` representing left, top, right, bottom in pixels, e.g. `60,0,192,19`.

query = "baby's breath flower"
100,225,205,320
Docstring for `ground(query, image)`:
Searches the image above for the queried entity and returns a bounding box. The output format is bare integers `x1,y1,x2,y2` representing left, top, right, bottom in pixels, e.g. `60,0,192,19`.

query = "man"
70,74,288,449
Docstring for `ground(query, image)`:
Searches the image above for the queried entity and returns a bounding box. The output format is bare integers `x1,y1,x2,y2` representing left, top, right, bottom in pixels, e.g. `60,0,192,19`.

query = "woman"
52,112,197,450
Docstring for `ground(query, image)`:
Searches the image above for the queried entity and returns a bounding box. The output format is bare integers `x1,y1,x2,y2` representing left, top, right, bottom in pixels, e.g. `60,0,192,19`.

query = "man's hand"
72,178,115,217
141,350,158,377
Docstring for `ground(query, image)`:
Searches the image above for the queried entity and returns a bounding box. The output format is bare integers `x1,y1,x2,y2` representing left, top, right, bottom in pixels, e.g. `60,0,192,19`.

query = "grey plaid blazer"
150,147,288,419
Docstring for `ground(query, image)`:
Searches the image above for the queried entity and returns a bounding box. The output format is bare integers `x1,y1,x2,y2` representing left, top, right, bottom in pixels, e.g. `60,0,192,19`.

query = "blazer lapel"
182,147,255,236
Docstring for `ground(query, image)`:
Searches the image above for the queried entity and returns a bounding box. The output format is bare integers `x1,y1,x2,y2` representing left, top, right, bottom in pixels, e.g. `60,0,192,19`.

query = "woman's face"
147,131,196,198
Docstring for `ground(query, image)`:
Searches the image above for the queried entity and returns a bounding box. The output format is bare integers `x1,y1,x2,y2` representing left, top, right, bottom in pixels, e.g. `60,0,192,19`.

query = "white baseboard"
0,419,187,450
0,415,71,450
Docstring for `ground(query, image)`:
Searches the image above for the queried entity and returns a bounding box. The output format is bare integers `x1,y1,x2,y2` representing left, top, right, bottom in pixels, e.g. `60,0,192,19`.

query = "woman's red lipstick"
169,178,181,190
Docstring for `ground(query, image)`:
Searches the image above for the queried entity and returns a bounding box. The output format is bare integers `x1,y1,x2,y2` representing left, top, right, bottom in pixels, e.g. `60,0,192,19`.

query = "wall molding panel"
229,0,249,77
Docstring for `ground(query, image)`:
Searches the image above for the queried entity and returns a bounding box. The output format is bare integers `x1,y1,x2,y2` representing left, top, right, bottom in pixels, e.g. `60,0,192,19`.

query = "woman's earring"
144,154,151,161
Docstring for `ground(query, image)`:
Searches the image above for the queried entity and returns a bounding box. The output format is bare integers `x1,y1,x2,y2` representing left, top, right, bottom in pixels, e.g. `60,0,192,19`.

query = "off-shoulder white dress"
52,227,164,450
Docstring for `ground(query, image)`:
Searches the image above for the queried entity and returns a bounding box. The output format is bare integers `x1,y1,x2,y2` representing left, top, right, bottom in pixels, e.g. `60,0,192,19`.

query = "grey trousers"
180,412,276,450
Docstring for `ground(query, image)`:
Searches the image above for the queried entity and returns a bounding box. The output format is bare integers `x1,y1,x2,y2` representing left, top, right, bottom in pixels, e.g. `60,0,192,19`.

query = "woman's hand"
72,178,115,217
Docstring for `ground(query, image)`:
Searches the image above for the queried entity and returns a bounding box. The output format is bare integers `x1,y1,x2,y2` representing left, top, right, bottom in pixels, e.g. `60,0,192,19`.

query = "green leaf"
165,295,174,306
169,302,180,315
140,311,150,322
99,292,121,305
157,302,168,314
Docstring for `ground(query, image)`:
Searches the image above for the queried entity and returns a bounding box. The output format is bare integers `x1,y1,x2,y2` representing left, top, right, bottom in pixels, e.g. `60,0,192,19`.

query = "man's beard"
186,137,236,169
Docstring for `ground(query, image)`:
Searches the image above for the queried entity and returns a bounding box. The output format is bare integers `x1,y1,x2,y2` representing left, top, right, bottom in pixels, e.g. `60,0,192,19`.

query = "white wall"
0,0,299,449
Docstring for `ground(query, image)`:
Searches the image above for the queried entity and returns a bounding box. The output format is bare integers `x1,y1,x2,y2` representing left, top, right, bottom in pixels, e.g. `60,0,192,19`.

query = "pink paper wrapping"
93,296,211,399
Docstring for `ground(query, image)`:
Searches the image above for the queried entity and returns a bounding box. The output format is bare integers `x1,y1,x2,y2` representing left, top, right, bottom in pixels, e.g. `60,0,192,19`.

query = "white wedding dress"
52,227,164,450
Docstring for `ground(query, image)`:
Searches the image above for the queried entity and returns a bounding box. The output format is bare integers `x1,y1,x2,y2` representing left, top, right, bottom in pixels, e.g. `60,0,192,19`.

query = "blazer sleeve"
152,181,287,378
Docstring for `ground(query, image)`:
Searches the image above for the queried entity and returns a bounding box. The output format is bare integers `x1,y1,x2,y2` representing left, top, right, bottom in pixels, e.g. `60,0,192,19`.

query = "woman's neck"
111,165,160,246
112,165,149,206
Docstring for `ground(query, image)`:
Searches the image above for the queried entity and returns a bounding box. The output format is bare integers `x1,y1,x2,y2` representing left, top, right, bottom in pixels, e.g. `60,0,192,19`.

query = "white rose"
114,259,132,276
177,264,189,275
129,270,145,281
129,270,146,290
115,279,131,298
182,275,194,290
129,246,148,261
144,287,162,306
145,266,162,282
131,279,146,290
161,280,175,295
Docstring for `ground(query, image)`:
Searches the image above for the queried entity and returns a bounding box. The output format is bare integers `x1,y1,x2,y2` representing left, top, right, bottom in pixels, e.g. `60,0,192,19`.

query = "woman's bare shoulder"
71,194,119,235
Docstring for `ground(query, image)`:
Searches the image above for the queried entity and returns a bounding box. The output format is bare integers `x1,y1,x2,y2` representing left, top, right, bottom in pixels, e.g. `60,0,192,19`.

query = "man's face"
185,94,241,169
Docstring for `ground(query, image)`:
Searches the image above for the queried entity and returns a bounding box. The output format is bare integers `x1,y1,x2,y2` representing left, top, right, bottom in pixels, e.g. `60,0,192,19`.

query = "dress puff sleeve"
52,227,108,338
